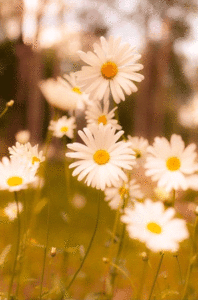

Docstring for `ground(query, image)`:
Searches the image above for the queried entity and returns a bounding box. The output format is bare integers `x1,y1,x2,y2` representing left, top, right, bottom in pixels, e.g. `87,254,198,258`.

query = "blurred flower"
0,157,37,192
85,99,121,130
178,94,198,129
77,36,144,104
4,202,23,221
127,136,149,167
39,78,77,111
15,130,30,144
9,142,45,170
145,134,198,192
66,124,135,190
71,194,87,209
39,72,90,111
121,199,189,252
154,187,171,202
104,178,143,210
48,116,76,139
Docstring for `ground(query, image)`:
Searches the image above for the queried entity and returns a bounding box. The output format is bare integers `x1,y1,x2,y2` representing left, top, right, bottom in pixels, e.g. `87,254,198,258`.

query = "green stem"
148,253,164,300
181,256,195,300
7,191,21,300
39,200,50,299
136,258,148,300
66,191,101,292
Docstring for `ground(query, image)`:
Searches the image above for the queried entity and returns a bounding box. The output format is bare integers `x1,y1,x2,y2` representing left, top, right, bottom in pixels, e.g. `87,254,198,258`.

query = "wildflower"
121,199,189,252
9,142,45,170
85,99,121,130
15,130,30,144
104,178,143,210
66,124,135,190
77,36,144,104
127,136,149,167
48,116,76,139
145,134,198,192
0,157,37,192
39,73,89,111
4,202,23,221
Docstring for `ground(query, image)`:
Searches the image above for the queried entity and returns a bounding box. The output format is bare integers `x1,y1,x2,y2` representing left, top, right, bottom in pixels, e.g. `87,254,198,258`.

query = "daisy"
76,36,144,104
0,157,37,192
145,134,198,192
85,99,121,130
9,142,45,169
127,136,149,167
104,178,143,210
48,116,76,139
66,124,135,190
121,199,189,252
4,202,23,221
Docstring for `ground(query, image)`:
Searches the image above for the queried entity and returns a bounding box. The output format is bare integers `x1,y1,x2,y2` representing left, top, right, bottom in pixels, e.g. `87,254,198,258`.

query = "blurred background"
0,0,198,150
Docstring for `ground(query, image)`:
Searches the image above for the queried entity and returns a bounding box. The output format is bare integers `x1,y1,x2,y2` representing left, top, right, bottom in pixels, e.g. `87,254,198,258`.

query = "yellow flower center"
7,176,23,187
119,186,129,199
147,222,162,234
72,86,82,94
134,149,141,159
93,149,110,165
60,126,68,133
32,156,40,165
101,61,118,79
98,115,107,125
166,156,181,171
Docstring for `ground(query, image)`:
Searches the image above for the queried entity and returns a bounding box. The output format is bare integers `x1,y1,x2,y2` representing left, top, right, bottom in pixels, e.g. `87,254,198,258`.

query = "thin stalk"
110,261,136,292
148,253,164,300
174,254,183,285
66,191,101,291
181,257,195,300
7,191,21,300
39,199,50,299
136,259,148,300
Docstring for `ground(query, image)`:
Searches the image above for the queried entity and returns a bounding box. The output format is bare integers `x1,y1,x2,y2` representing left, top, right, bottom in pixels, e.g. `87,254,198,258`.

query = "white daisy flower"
127,136,149,167
76,36,144,104
48,116,76,139
145,134,198,192
15,130,30,144
85,99,121,130
104,178,144,210
9,142,45,169
4,202,23,221
0,157,37,192
121,199,189,252
66,124,135,190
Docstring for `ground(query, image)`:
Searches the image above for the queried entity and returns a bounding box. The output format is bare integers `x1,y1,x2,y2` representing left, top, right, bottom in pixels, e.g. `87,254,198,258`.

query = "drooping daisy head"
8,142,45,170
0,157,37,192
77,36,144,104
48,116,76,139
121,199,189,252
127,136,149,168
85,99,121,130
104,178,144,210
66,124,135,190
4,202,23,221
145,134,198,192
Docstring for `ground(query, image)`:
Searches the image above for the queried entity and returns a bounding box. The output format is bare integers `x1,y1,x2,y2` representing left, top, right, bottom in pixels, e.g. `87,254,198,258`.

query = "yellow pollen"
7,176,23,187
72,86,82,94
119,186,129,199
101,61,118,79
32,156,40,165
147,222,162,234
93,149,110,165
60,126,68,133
166,156,181,171
98,115,107,125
